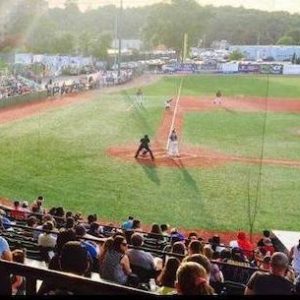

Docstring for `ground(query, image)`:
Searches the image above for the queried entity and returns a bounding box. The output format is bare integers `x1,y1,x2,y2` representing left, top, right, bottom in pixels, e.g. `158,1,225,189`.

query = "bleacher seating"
0,202,297,295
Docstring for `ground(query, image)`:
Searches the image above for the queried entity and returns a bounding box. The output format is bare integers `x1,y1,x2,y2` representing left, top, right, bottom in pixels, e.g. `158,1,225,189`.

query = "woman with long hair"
157,257,181,295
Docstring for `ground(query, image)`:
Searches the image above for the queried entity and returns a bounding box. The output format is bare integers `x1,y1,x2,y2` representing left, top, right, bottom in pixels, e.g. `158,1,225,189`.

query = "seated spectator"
99,237,114,276
87,222,103,238
0,209,13,230
101,235,135,285
259,255,271,272
31,196,46,215
82,214,97,230
175,262,215,295
11,249,26,295
48,207,57,216
245,252,295,295
164,241,186,263
49,229,77,271
42,241,91,295
261,238,275,256
234,231,254,259
188,240,204,256
203,245,224,293
226,247,251,267
220,248,231,262
21,201,30,218
148,223,164,240
160,224,170,241
132,219,142,232
183,254,211,280
170,228,185,244
38,221,57,249
157,257,180,295
65,217,75,230
0,236,12,295
55,207,65,228
208,235,226,253
75,225,100,263
121,216,134,231
127,233,156,271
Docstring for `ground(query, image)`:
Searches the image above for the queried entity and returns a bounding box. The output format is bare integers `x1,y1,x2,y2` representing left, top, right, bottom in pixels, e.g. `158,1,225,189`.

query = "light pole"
117,0,123,79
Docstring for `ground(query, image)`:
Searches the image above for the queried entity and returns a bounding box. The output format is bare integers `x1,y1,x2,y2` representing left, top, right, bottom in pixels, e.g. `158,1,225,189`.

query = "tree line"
1,0,300,57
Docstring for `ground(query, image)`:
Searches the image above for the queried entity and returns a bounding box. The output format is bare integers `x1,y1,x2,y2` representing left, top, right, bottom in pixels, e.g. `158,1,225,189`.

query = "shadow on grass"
140,161,160,185
171,157,218,229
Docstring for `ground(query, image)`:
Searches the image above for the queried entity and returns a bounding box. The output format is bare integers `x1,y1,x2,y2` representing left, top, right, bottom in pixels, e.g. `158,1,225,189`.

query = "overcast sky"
47,0,300,14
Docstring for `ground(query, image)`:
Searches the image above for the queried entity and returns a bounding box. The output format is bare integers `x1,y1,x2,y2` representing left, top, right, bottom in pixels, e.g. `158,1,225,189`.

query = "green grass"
1,74,300,233
184,111,300,160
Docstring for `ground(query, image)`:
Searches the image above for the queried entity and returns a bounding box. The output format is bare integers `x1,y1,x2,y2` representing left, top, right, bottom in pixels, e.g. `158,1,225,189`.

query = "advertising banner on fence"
283,64,300,75
259,64,283,74
238,63,260,73
176,63,196,74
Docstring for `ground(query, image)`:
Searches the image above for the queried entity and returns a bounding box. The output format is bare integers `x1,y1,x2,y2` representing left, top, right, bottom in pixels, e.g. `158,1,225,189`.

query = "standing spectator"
160,224,170,240
289,239,300,277
245,252,295,295
176,262,215,295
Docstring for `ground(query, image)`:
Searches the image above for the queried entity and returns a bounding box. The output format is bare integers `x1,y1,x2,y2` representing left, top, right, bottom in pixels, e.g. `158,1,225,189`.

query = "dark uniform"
134,135,154,160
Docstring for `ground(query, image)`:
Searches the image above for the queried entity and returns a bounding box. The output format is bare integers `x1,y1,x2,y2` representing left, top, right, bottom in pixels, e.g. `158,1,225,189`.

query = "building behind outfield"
229,45,300,61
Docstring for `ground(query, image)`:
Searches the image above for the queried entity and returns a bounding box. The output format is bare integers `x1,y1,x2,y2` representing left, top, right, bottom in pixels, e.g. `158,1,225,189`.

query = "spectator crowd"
1,197,299,295
0,75,34,100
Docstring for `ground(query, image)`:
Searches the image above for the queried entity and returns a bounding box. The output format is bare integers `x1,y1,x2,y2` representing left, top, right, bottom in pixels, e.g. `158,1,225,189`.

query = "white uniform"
168,131,179,157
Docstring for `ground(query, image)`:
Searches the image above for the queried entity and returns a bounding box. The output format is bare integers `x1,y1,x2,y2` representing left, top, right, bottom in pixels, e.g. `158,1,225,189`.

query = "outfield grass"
1,75,300,232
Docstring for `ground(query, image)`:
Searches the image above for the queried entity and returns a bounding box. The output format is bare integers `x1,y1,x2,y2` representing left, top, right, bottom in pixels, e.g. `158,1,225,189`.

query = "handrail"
0,259,155,295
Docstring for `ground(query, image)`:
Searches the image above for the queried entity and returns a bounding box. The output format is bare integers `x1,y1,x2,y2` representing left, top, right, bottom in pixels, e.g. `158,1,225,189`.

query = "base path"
108,96,300,169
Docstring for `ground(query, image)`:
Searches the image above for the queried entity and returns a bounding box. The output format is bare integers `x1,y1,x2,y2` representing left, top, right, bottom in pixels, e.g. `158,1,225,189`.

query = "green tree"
276,36,295,45
143,0,212,56
286,29,300,44
229,50,244,61
90,33,112,60
52,32,75,54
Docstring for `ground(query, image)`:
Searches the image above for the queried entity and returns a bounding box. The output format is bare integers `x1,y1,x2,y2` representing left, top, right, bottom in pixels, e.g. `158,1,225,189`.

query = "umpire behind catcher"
134,135,155,160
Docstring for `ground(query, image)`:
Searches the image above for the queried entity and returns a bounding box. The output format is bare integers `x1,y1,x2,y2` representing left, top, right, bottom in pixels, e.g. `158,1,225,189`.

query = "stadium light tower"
117,0,123,78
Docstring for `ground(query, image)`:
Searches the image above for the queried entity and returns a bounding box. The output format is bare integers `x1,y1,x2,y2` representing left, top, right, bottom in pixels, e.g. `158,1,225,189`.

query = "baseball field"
1,74,300,233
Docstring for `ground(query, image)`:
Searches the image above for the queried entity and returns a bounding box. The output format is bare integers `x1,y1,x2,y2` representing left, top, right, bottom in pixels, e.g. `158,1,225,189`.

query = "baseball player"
168,129,180,157
165,98,173,110
213,90,223,105
136,88,144,106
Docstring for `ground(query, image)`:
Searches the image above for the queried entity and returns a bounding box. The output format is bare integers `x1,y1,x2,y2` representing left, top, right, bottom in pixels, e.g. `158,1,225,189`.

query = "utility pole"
117,0,123,79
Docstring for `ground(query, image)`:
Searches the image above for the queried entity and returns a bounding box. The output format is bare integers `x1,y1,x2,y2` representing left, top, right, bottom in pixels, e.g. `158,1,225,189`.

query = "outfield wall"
0,91,47,109
162,62,300,75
